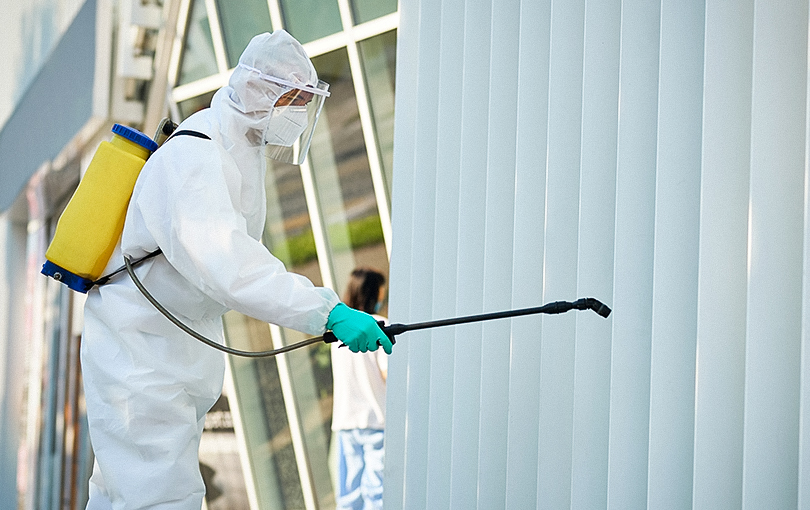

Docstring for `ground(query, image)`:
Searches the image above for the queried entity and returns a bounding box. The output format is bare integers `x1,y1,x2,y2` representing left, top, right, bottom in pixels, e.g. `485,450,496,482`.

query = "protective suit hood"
211,30,320,149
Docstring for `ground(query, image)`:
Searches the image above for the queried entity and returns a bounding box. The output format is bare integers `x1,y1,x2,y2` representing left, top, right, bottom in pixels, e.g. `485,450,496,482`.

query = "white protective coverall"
81,30,340,509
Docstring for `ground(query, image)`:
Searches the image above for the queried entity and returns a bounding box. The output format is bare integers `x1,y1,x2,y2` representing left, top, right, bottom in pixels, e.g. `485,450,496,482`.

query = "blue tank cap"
111,124,159,152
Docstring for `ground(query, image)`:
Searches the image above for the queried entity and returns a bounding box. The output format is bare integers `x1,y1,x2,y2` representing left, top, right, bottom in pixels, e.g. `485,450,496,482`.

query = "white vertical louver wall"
387,0,810,508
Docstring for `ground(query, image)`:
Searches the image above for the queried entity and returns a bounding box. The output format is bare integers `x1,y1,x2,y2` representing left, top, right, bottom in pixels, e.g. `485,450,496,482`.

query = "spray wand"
324,297,611,347
126,253,611,359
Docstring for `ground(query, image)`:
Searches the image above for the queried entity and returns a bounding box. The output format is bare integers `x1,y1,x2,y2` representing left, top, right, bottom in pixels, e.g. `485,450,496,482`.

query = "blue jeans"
336,429,384,510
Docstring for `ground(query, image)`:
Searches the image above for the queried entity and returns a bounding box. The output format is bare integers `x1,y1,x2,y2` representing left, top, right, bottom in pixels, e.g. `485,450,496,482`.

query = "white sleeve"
132,137,339,335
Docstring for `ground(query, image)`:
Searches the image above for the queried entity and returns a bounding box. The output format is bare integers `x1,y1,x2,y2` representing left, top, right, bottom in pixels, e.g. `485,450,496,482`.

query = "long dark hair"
343,267,386,314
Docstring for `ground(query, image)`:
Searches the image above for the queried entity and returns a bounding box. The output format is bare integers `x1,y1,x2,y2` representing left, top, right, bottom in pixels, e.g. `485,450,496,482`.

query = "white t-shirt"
330,315,388,431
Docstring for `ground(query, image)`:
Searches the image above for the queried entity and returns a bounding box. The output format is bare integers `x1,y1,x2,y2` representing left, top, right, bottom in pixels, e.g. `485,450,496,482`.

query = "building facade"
0,0,397,508
4,0,810,509
387,0,810,508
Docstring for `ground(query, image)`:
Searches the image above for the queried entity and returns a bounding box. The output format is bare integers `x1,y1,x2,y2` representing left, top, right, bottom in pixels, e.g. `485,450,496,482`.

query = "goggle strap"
237,64,331,97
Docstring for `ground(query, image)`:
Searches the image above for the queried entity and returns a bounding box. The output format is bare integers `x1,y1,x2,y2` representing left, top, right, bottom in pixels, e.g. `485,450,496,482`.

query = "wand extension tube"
323,297,611,345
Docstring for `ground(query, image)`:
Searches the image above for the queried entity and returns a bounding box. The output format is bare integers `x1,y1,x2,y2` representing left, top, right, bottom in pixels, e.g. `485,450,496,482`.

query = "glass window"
350,0,397,25
309,49,389,294
273,330,335,508
262,161,321,279
224,158,337,509
199,393,251,509
221,162,325,510
224,313,308,509
168,5,398,507
262,159,336,508
279,0,342,44
35,283,68,509
177,0,219,85
215,0,274,68
358,30,397,207
177,90,216,120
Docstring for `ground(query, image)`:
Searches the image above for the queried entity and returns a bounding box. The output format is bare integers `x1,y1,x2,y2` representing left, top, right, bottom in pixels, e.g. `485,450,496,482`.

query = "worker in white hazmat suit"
81,30,392,509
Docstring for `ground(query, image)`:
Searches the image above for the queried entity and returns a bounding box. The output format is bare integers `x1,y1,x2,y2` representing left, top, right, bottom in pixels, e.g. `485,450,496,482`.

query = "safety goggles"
237,64,330,165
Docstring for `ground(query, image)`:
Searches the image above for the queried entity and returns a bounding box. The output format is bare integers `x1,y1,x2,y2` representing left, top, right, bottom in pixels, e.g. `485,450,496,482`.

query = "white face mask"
263,105,309,147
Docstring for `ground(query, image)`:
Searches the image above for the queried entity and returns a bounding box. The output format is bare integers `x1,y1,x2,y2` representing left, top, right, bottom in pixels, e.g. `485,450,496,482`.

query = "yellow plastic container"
42,124,158,292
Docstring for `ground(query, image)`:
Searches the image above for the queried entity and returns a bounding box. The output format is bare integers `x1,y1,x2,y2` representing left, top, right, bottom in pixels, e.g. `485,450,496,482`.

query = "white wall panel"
477,0,520,507
398,0,443,507
448,0,491,506
504,0,551,507
570,0,620,507
607,1,660,507
387,0,810,508
384,0,420,505
424,0,465,507
743,0,808,507
646,1,704,508
692,1,753,508
802,59,810,506
537,0,585,507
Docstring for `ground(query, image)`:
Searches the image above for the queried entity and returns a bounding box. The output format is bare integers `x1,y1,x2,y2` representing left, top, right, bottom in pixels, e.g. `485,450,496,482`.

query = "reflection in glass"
36,283,67,508
358,30,398,208
350,0,397,25
224,313,307,510
279,0,342,45
309,49,389,294
264,159,336,509
215,0,273,68
177,90,216,120
199,394,250,509
177,0,219,85
221,158,326,508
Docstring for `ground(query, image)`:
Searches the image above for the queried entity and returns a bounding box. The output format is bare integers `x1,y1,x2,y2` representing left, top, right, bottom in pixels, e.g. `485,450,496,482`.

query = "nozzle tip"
595,302,611,318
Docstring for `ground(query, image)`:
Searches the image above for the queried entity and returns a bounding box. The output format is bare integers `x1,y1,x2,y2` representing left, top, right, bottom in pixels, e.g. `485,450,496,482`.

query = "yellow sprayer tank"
41,124,158,292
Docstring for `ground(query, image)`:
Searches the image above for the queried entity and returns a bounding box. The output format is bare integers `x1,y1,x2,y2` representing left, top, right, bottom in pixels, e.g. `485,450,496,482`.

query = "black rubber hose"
124,255,325,358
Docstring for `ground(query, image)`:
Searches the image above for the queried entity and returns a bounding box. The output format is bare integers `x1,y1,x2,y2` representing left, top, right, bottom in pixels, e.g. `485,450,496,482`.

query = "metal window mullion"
144,0,188,129
49,286,72,507
299,158,337,291
303,32,351,59
267,0,284,32
351,54,393,255
203,0,230,72
166,0,194,114
22,168,50,510
337,0,393,257
352,12,399,42
171,71,230,103
222,359,262,510
268,324,320,510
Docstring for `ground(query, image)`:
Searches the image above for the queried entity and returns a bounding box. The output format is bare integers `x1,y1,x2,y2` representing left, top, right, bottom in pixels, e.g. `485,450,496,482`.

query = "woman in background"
331,267,388,510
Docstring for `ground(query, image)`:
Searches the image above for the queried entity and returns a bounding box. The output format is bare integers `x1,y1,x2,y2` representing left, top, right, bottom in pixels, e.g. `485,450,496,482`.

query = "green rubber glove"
327,303,393,354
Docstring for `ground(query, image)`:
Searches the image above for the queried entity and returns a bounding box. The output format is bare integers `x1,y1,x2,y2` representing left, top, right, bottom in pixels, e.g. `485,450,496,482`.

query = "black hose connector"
572,297,612,318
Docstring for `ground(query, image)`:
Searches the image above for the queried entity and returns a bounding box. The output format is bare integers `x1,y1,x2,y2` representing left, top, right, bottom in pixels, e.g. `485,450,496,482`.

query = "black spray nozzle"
572,298,612,318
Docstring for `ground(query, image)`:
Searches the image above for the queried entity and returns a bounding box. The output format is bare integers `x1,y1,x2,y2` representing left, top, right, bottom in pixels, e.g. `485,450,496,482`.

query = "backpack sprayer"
42,120,612,358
